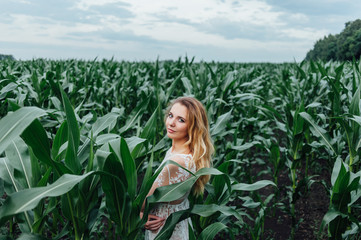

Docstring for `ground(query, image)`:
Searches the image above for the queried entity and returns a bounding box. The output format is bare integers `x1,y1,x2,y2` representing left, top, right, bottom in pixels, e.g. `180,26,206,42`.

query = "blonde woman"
141,97,214,240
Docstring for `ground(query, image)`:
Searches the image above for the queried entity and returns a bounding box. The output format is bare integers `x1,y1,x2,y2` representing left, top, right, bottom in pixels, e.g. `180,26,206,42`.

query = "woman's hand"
144,214,165,232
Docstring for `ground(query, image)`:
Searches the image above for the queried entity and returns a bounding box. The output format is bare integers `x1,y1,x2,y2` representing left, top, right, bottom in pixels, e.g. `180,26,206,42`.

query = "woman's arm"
140,157,186,231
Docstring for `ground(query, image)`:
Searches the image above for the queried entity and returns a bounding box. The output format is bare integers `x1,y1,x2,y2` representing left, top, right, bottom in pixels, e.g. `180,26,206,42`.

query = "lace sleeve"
152,155,194,192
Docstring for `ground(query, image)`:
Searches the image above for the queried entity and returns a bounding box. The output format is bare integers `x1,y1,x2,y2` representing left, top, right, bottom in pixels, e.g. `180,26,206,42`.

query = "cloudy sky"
1,0,359,62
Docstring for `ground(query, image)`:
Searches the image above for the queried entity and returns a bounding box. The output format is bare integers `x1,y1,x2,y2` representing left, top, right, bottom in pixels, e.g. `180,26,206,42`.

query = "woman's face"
166,103,189,142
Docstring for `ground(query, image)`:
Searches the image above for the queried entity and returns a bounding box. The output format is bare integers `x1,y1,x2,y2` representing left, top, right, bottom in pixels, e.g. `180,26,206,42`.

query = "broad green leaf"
210,110,232,136
212,162,230,204
29,148,42,187
293,102,305,136
189,222,196,240
91,112,119,137
0,107,46,155
231,93,261,101
199,222,228,240
231,141,260,152
148,167,224,203
299,112,336,155
120,138,137,199
96,133,120,146
119,103,146,134
5,137,32,189
350,72,361,116
0,172,93,222
154,210,190,240
180,77,192,95
306,102,322,109
135,152,154,207
320,209,347,231
166,71,183,102
51,121,68,160
17,233,47,240
0,82,17,100
232,180,276,192
191,204,243,223
331,157,346,187
21,118,71,175
125,136,147,153
101,152,128,227
132,106,159,159
221,71,236,93
141,105,159,141
60,87,81,174
0,158,19,191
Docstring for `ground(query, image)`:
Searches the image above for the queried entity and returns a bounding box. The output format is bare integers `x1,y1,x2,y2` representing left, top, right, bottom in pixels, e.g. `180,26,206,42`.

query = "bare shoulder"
167,155,187,168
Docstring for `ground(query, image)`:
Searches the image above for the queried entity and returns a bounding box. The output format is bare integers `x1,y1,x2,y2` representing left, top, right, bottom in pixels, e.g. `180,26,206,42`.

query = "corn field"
0,58,361,240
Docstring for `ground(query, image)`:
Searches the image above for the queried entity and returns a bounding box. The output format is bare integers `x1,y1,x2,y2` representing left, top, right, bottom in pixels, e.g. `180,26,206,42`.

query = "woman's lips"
167,128,175,133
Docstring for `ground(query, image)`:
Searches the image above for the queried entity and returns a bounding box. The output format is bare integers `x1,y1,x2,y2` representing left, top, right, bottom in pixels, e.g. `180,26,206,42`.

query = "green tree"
0,54,15,60
305,19,361,61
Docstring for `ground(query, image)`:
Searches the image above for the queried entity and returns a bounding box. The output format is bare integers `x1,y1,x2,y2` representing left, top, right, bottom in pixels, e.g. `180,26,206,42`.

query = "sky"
0,0,359,62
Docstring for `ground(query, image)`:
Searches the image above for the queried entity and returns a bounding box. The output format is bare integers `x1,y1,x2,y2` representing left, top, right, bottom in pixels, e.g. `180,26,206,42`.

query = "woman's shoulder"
166,149,192,162
165,152,195,172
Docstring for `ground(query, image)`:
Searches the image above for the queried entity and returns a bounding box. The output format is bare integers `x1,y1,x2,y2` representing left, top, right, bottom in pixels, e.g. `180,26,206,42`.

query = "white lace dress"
145,148,196,240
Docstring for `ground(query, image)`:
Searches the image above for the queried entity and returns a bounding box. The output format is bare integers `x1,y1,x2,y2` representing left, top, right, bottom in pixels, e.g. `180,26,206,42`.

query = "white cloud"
280,28,328,40
2,0,357,61
0,14,112,49
71,0,323,46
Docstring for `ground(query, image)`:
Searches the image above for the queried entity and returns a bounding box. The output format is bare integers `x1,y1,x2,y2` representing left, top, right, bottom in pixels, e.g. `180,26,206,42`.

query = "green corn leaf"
17,233,48,240
212,162,230,204
119,102,146,134
91,112,119,137
293,102,305,136
60,87,81,174
349,84,360,123
0,107,46,155
101,152,128,227
320,209,347,231
0,172,94,224
148,168,225,204
125,136,147,153
154,210,191,240
95,133,120,146
191,204,243,223
180,77,192,95
135,152,154,207
232,180,276,192
210,110,232,137
5,137,32,189
222,71,237,94
120,138,137,199
189,222,196,240
231,141,260,152
299,112,337,156
166,71,183,103
331,158,345,186
21,118,71,175
132,106,159,159
51,121,68,160
199,222,229,240
0,157,19,191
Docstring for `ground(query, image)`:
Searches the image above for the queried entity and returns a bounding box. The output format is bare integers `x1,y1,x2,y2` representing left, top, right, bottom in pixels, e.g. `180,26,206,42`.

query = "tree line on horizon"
305,19,361,61
0,54,15,60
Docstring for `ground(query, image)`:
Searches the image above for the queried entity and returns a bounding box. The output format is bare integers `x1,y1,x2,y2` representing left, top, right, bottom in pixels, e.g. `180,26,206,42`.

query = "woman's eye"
168,113,173,118
178,118,185,123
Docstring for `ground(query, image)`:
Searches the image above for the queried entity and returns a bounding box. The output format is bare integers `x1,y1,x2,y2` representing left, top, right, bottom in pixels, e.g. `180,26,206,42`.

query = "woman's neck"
171,139,191,154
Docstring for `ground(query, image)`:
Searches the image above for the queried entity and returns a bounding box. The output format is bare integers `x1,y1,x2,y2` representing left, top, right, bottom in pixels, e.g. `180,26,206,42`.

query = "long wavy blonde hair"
165,97,214,196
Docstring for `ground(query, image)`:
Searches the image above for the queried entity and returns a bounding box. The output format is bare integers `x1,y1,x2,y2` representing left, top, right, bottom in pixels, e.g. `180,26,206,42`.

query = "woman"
141,96,214,240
